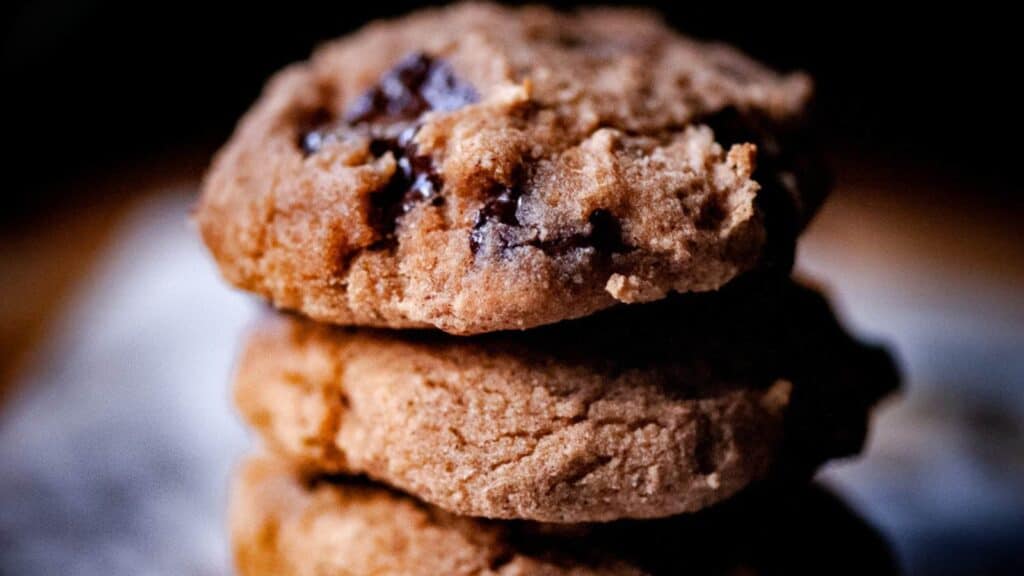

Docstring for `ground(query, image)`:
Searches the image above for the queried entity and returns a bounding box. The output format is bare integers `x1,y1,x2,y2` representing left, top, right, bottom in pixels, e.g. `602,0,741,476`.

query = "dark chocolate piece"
345,52,478,125
301,53,480,240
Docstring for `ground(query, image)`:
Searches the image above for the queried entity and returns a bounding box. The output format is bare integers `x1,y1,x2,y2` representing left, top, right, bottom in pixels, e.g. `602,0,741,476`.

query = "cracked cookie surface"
234,278,897,522
231,456,898,575
197,2,824,334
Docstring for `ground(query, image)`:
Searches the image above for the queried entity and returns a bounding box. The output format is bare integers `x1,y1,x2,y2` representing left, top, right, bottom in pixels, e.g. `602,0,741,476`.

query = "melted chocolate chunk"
469,188,630,259
525,215,626,257
478,186,522,226
587,209,626,253
367,133,443,241
300,53,480,241
302,52,477,156
345,52,478,125
469,185,523,253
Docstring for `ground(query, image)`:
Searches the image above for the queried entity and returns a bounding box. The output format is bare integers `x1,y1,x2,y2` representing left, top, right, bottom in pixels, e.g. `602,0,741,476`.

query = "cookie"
197,3,825,334
234,278,897,522
230,456,898,576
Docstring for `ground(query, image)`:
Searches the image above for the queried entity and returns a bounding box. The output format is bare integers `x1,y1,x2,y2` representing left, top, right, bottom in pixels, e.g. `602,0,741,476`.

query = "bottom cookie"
231,456,898,576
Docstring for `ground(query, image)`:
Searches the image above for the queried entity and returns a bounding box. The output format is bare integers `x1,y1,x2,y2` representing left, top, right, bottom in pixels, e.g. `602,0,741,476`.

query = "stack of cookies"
196,4,899,574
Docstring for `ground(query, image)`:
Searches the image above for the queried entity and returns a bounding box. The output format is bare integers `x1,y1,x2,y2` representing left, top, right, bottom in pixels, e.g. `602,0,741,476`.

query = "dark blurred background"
2,1,1020,222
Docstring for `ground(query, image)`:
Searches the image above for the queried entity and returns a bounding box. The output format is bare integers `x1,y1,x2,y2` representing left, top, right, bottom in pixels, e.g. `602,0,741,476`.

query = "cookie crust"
234,278,897,522
231,456,898,575
197,3,823,334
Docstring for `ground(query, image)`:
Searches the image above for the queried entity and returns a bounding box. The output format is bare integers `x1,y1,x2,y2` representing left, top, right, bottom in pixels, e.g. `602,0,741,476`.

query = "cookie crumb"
605,273,665,303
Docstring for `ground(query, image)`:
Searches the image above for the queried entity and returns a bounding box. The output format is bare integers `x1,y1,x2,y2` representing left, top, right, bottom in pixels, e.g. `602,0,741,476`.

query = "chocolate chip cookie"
197,3,825,334
231,456,897,575
234,278,896,522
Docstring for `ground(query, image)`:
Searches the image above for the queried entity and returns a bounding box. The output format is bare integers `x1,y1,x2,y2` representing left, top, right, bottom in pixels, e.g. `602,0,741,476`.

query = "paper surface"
0,192,253,575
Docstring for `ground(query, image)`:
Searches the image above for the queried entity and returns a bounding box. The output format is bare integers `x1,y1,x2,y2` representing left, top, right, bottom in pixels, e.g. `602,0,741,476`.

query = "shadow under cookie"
231,456,899,576
233,276,898,522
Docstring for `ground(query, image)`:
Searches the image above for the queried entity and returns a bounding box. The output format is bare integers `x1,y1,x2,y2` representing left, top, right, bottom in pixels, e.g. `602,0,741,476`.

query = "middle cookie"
234,278,897,522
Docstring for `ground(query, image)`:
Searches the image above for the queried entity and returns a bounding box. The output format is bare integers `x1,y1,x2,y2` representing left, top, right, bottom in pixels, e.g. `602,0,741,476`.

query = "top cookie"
197,2,824,334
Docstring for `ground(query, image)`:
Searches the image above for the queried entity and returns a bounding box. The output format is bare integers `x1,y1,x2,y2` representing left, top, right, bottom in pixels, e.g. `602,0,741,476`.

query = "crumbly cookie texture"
197,2,824,334
231,456,898,576
234,279,897,522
